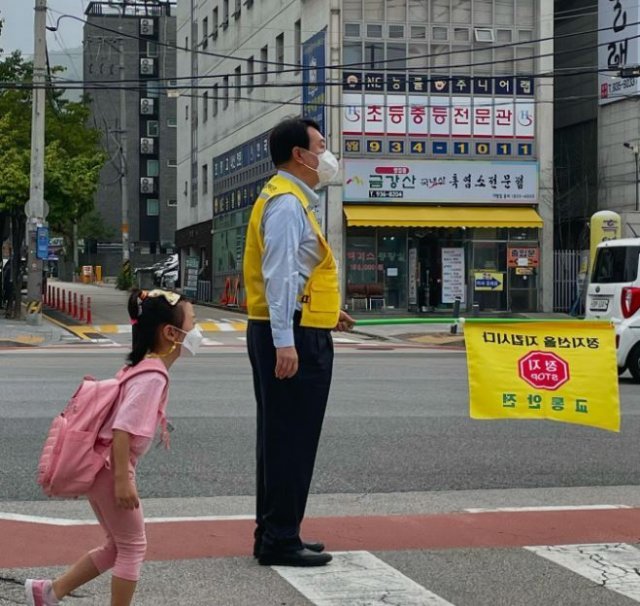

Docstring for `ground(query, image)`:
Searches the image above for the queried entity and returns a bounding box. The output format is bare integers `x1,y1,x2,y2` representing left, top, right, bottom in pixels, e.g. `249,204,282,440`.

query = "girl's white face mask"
176,326,203,356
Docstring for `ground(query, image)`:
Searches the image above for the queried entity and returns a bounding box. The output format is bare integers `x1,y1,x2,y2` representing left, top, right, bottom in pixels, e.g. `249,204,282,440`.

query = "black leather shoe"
258,548,333,567
253,540,325,558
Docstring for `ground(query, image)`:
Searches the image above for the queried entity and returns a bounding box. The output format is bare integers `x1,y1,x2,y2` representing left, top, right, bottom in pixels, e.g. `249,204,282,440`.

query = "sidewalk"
0,314,72,348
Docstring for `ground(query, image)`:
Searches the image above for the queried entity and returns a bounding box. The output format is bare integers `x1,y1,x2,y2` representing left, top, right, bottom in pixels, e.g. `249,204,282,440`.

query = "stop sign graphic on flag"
518,351,569,390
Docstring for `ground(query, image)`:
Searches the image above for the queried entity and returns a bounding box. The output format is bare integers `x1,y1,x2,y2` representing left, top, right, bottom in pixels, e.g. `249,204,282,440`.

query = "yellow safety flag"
465,321,620,432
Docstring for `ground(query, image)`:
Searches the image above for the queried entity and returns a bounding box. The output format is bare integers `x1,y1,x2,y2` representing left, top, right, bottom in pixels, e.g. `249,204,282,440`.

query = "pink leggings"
87,466,147,582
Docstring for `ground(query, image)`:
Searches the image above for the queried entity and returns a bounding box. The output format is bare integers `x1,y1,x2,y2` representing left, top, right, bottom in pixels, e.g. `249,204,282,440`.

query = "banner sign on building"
302,30,326,134
441,248,466,304
213,131,274,216
599,0,640,104
343,159,539,204
465,321,620,432
342,74,535,158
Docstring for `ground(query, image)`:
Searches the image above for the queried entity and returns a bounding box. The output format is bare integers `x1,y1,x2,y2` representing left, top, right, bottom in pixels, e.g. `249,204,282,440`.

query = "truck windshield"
592,246,640,283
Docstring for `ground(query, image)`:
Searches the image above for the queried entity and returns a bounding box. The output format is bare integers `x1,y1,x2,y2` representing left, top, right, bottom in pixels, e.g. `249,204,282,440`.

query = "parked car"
585,238,640,382
153,254,179,288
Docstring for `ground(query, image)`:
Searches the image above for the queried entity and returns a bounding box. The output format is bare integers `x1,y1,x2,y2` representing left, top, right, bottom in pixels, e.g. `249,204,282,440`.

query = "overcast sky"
0,1,86,54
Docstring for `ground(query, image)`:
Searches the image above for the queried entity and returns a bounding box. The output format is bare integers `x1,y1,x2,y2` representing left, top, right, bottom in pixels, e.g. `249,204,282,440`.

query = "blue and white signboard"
302,29,326,134
36,226,49,260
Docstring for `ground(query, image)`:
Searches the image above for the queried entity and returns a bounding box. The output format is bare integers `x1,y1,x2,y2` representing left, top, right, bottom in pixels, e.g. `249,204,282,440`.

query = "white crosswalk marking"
526,543,640,601
273,551,455,606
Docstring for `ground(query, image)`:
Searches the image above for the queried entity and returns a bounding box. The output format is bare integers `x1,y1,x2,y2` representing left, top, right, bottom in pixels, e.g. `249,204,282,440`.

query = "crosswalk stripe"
273,551,455,606
526,543,640,601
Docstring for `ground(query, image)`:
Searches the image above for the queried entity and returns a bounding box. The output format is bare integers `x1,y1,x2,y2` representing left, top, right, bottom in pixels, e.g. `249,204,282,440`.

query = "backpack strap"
117,359,171,448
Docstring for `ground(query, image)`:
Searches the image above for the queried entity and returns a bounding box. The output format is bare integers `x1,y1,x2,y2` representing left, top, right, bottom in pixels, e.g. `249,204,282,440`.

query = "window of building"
410,25,426,39
203,91,209,122
432,26,448,41
202,164,209,194
234,0,241,18
167,118,177,127
261,45,268,84
167,158,177,167
452,0,471,23
213,7,219,35
364,0,383,21
213,84,219,115
146,199,159,216
168,199,177,207
185,102,189,121
431,0,450,23
344,23,360,38
386,43,406,69
473,0,492,24
454,27,469,41
409,0,427,22
364,41,383,69
234,65,241,100
146,81,160,97
344,42,363,66
202,17,209,48
519,29,533,42
387,0,405,21
388,24,404,39
496,29,512,42
147,41,158,57
295,20,302,73
344,0,362,20
223,0,229,28
247,56,254,92
223,75,229,108
147,120,159,136
185,36,189,51
147,159,160,177
474,28,495,43
496,0,514,25
276,33,284,72
366,24,383,38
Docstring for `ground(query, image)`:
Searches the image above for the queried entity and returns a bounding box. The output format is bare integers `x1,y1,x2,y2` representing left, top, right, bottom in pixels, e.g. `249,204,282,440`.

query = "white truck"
585,238,640,382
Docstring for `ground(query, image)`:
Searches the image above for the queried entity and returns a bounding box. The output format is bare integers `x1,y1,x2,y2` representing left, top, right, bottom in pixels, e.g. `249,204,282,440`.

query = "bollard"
67,291,72,316
450,296,462,335
86,296,92,325
61,289,66,313
79,294,85,322
73,293,78,319
56,287,60,310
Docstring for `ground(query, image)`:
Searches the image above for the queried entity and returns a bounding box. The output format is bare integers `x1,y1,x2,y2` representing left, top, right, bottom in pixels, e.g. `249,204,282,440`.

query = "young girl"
26,289,202,606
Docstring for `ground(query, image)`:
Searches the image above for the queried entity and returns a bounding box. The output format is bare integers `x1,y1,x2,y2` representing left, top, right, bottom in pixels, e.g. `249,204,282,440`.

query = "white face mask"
304,150,340,188
176,326,203,357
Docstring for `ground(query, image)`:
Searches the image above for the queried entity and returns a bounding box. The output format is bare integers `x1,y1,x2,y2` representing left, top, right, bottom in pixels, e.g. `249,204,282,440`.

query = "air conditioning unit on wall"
140,58,156,76
140,177,156,194
140,138,155,154
140,18,154,36
140,98,155,115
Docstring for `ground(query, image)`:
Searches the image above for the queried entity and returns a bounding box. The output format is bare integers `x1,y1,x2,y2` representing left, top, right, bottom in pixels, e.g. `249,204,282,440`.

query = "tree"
0,30,107,317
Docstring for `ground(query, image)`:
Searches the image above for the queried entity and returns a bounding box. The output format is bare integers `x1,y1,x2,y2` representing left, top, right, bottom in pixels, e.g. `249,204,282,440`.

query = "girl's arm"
112,429,139,509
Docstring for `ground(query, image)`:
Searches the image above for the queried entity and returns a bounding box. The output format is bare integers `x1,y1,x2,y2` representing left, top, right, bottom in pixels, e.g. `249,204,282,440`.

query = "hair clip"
130,318,138,326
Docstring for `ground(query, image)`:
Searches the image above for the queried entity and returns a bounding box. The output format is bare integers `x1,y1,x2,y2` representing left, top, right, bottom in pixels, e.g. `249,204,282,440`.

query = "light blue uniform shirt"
262,170,323,348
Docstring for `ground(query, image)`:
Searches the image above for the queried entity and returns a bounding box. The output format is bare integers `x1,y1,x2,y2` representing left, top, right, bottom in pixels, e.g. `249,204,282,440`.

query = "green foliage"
116,262,133,291
0,48,107,255
78,208,116,242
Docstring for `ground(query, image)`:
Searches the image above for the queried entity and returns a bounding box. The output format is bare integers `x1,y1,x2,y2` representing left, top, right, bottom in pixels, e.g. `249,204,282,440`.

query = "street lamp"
624,142,640,212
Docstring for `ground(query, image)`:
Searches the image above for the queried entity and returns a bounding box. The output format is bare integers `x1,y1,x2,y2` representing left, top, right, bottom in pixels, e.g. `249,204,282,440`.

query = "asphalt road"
1,350,638,502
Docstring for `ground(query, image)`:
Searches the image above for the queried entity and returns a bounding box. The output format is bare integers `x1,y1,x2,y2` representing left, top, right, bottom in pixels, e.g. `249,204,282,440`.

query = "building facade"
177,0,554,312
84,1,177,272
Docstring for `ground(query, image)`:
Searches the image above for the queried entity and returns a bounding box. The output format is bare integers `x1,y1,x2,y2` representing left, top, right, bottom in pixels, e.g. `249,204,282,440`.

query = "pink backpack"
37,359,168,498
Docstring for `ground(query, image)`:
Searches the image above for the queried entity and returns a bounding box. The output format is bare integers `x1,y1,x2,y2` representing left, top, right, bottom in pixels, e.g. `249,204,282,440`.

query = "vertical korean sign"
465,321,620,432
302,30,326,134
598,0,640,104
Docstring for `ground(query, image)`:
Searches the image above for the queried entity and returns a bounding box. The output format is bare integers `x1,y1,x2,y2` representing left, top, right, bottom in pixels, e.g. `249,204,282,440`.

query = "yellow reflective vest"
243,173,340,329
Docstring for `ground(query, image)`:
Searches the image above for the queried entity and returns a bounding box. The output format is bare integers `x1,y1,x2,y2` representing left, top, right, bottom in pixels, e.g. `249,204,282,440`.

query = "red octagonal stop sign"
518,351,570,391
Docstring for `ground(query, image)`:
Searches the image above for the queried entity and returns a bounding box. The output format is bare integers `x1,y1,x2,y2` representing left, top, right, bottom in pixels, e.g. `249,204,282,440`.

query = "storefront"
344,205,543,313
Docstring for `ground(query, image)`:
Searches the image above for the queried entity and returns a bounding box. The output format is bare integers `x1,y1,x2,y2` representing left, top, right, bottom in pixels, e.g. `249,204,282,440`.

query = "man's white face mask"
303,150,340,188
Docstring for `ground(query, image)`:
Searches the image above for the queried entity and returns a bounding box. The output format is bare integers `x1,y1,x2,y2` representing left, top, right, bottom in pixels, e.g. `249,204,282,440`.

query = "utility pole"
623,142,640,212
118,27,130,264
25,0,48,325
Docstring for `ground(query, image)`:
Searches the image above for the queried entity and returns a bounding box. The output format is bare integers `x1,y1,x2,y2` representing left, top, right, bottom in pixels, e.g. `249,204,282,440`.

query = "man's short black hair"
269,117,321,167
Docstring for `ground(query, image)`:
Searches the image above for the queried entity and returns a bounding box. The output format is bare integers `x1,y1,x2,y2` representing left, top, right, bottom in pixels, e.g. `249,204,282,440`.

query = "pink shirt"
99,363,169,464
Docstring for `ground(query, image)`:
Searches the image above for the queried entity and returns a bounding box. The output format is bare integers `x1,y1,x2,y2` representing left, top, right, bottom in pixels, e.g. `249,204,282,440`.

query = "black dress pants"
247,315,334,554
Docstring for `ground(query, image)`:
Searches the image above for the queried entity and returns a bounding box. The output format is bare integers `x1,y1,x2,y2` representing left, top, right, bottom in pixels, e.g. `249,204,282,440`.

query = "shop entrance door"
417,237,441,310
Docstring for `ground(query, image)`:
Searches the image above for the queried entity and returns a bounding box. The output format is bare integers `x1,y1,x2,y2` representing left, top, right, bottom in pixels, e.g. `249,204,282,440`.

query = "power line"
45,7,630,77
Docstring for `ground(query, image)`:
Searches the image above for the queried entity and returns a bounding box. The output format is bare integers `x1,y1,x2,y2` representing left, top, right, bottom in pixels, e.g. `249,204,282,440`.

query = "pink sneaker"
25,579,59,605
